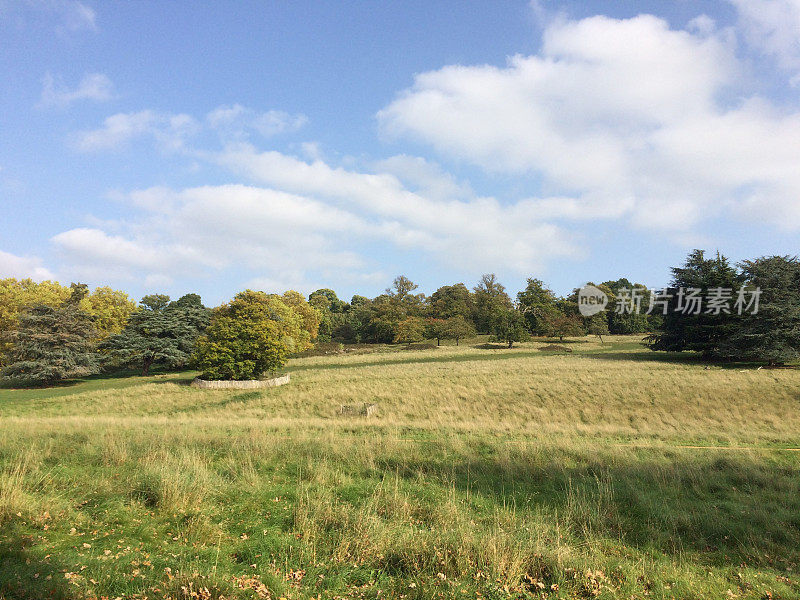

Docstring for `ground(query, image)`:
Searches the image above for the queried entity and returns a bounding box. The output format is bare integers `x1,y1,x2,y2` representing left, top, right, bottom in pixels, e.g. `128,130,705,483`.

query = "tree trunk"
455,337,459,346
142,355,154,376
437,337,440,346
508,340,513,348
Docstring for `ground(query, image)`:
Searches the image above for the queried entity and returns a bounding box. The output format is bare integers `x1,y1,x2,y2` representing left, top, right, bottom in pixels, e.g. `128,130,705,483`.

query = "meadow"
1,336,799,599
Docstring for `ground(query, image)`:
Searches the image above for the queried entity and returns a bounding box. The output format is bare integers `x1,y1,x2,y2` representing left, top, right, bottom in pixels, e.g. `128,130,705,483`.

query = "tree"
309,289,345,343
516,278,560,335
542,311,584,342
102,293,210,375
85,286,138,338
587,313,610,344
490,307,529,348
385,275,425,320
428,283,474,320
280,290,320,352
718,256,800,365
309,289,346,313
443,315,475,346
394,316,425,346
425,318,448,346
473,274,512,333
601,278,651,334
648,250,743,359
0,279,133,362
0,279,71,356
1,284,99,385
192,290,304,380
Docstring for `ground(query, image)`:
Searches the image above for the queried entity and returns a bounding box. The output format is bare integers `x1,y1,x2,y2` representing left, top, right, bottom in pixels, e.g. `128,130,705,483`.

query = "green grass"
1,336,799,599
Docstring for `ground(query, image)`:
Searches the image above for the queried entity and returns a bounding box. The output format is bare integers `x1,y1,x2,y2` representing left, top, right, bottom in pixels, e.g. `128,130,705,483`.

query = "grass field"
1,336,799,599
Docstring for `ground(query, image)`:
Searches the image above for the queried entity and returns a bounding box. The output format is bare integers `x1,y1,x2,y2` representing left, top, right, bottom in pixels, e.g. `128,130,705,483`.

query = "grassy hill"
1,336,799,599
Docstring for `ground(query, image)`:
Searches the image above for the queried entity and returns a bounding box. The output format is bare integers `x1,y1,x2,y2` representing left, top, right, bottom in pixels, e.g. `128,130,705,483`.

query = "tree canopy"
648,250,743,359
102,293,210,375
192,290,306,380
718,256,800,365
1,284,99,384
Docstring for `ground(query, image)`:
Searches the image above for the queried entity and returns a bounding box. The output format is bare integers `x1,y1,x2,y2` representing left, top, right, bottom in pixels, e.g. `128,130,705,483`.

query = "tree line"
1,250,798,384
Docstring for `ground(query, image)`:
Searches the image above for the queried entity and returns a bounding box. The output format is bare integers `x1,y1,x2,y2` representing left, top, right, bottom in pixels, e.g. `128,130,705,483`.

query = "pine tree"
719,256,800,365
1,284,99,385
102,293,210,375
648,250,743,359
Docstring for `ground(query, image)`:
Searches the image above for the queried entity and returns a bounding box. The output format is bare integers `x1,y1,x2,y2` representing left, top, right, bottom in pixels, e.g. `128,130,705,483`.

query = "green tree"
542,311,584,342
394,316,425,345
516,278,560,335
428,283,474,320
490,307,529,348
587,313,610,344
280,290,319,351
0,279,133,361
648,250,743,359
425,318,448,346
473,274,512,333
385,276,425,319
102,293,210,375
718,256,800,365
1,284,99,385
308,289,346,313
601,278,651,334
443,315,475,346
192,290,304,380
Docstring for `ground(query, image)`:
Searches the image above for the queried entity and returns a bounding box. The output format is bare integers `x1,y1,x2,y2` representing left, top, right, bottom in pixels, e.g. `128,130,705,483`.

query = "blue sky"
2,0,800,306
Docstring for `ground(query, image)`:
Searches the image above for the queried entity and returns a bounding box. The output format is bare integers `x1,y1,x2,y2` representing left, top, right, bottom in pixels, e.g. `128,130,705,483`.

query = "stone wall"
191,374,290,389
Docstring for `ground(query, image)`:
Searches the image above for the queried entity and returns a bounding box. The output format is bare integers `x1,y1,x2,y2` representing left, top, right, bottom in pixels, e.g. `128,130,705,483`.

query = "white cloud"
39,72,113,108
378,13,800,232
51,186,369,287
73,110,199,152
215,145,576,273
0,250,55,281
206,104,308,139
730,0,800,73
74,104,306,152
373,155,472,201
48,150,578,291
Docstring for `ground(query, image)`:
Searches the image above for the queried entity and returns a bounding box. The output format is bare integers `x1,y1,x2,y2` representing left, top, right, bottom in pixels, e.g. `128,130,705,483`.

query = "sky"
1,0,800,306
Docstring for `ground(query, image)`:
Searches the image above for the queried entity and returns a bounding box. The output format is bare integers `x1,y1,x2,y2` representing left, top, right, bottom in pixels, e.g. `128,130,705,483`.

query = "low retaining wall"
191,374,290,389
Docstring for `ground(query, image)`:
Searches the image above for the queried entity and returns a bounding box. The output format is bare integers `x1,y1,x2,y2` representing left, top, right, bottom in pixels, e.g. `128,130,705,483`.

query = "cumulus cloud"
372,155,472,201
378,13,800,232
51,186,370,287
48,151,577,291
60,8,800,290
215,145,576,273
0,249,55,281
39,72,113,108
